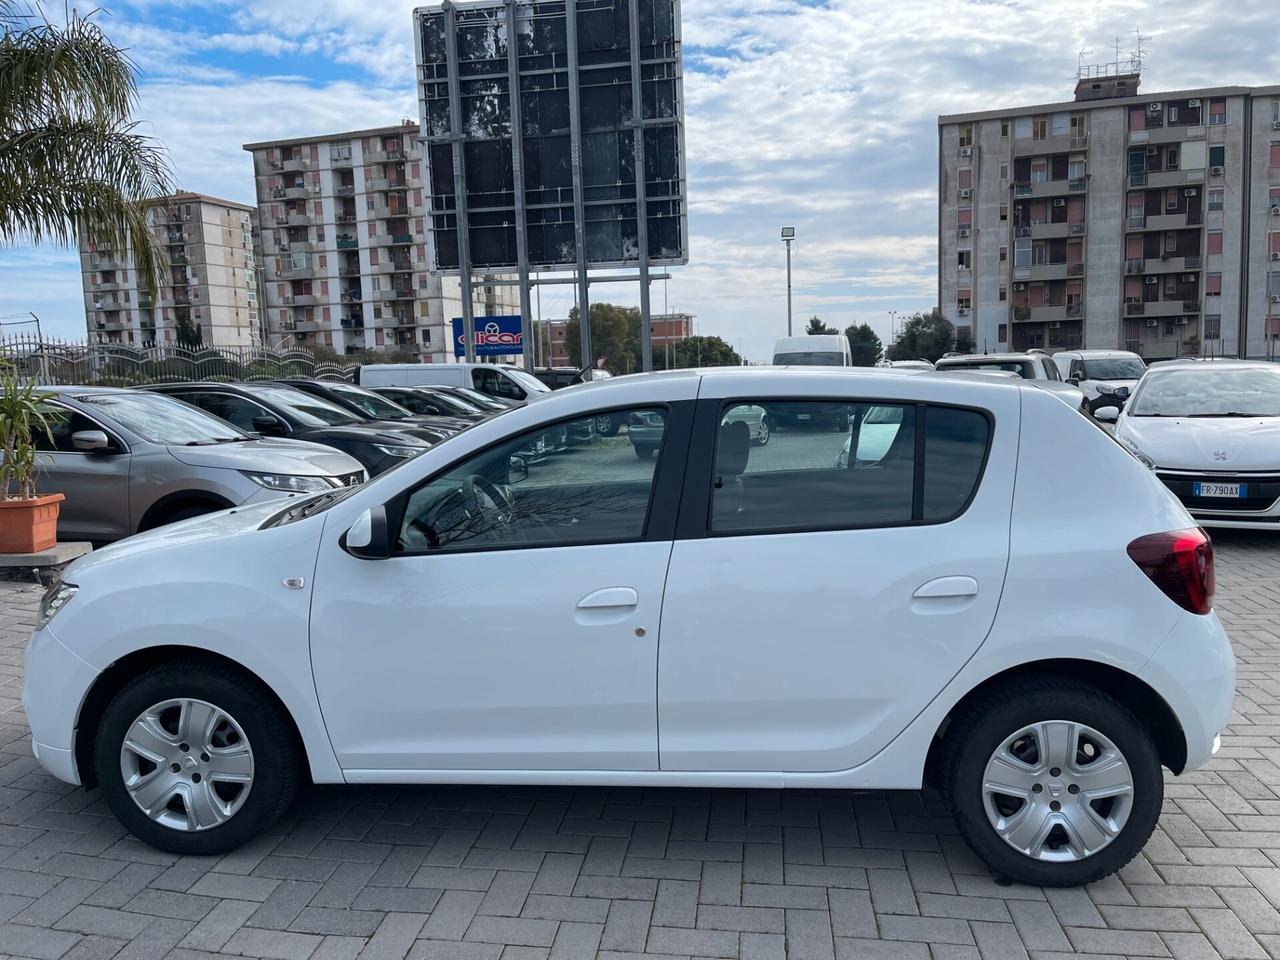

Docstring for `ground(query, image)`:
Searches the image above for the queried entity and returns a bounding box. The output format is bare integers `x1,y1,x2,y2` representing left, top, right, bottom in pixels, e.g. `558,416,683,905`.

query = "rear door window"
709,401,990,535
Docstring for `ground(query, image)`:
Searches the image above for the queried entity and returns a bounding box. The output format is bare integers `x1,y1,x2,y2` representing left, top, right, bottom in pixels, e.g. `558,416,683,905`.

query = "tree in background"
844,323,882,367
885,309,955,363
805,316,838,336
563,303,638,373
955,325,975,355
0,3,174,291
658,335,741,369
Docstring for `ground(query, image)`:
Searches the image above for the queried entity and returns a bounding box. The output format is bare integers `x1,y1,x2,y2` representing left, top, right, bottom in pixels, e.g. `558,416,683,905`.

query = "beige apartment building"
80,192,259,347
243,123,515,361
939,75,1280,360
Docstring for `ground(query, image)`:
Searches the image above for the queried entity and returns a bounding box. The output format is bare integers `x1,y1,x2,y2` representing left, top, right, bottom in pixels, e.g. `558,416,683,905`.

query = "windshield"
1083,358,1145,381
74,392,246,445
243,385,362,426
938,360,1033,378
501,367,552,394
773,352,844,366
322,382,414,420
421,391,480,415
1129,367,1280,418
453,387,511,410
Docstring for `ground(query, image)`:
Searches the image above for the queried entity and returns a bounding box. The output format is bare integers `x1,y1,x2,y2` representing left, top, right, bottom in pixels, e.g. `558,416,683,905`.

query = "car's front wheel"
941,678,1162,887
94,658,300,855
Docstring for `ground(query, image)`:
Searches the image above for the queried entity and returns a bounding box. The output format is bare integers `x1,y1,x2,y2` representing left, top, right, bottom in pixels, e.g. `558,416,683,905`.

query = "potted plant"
0,366,61,553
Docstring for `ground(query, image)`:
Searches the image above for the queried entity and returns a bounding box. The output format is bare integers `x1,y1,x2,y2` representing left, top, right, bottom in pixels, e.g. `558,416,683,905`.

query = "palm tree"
0,1,173,292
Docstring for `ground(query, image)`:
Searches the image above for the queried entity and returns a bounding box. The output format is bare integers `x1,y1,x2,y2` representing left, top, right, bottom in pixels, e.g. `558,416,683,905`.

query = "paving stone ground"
1,531,1279,959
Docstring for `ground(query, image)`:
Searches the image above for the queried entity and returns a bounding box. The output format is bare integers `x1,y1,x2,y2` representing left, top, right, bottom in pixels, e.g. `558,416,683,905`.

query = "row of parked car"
36,376,528,544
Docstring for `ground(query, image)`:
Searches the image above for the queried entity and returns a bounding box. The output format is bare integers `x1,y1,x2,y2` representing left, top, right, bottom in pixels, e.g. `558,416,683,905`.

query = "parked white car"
1054,350,1146,414
934,351,1087,411
24,368,1232,886
1101,359,1280,530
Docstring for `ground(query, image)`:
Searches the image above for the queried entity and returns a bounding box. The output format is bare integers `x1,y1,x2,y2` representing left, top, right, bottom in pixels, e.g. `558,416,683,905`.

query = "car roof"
937,353,1037,362
40,384,141,395
1063,350,1141,359
1145,358,1277,372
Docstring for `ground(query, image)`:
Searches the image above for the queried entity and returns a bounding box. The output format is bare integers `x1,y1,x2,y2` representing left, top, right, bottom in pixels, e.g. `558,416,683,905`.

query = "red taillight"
1126,527,1215,615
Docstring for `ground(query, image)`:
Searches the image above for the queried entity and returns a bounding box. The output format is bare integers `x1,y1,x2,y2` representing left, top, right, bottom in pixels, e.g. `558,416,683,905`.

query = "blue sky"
3,0,1280,360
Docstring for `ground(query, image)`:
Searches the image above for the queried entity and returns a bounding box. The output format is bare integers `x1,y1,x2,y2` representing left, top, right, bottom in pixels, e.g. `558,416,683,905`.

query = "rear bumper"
1139,610,1235,772
20,624,99,786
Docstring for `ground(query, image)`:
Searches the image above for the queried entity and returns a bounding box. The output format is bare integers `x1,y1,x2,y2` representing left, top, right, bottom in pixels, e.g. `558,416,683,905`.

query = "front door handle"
913,576,978,600
577,587,639,610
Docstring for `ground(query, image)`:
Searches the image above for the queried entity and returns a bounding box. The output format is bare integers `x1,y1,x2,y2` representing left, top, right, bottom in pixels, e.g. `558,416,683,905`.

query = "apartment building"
539,313,694,367
939,75,1280,359
80,192,259,347
243,123,515,361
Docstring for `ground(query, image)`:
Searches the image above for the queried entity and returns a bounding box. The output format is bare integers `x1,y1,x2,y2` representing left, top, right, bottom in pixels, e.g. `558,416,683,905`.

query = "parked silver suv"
37,387,366,542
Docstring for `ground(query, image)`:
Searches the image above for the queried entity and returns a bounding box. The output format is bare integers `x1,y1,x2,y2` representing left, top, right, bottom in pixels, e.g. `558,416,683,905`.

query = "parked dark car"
146,382,431,476
370,386,490,424
270,379,471,440
444,386,517,412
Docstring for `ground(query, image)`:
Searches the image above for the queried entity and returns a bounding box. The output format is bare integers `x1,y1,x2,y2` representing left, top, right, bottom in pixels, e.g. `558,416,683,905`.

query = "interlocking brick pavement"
2,531,1279,959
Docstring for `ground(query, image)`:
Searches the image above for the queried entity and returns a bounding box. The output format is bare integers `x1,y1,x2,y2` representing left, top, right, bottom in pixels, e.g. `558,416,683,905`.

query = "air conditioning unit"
1270,295,1280,303
959,147,973,158
1175,318,1189,325
1145,146,1159,156
1272,120,1280,130
1210,165,1224,175
1271,206,1280,215
1146,319,1158,327
1145,276,1159,284
959,189,972,200
958,226,971,237
1183,273,1197,282
1013,283,1026,291
1148,102,1162,113
957,308,969,316
1048,321,1062,329
1184,188,1198,196
1053,198,1066,207
1273,252,1280,261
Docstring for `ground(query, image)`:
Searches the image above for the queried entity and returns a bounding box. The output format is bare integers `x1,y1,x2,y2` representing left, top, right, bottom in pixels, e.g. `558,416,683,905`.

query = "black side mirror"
1115,386,1131,399
252,414,286,436
508,455,528,484
341,505,391,560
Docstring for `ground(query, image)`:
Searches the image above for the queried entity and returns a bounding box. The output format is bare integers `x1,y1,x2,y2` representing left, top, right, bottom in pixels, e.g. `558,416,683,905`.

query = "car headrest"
718,419,751,476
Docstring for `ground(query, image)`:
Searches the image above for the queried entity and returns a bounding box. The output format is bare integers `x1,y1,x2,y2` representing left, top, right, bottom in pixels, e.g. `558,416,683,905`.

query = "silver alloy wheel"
119,698,254,832
758,419,769,444
981,720,1133,862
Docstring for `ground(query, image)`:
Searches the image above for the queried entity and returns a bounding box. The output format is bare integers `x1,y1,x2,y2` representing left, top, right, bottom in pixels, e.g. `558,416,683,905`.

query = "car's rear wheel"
754,417,770,446
633,444,655,460
595,414,621,437
941,678,1162,887
94,659,300,855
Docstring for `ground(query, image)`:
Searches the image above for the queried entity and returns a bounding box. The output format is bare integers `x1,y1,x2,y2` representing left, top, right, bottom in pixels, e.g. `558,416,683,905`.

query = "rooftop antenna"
1130,29,1148,74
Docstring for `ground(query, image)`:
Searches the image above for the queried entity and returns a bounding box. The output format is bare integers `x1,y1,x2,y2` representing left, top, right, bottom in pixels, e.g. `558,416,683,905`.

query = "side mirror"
1093,406,1120,423
341,505,391,560
252,414,286,436
508,455,528,484
1114,386,1131,399
1066,376,1080,385
71,430,111,453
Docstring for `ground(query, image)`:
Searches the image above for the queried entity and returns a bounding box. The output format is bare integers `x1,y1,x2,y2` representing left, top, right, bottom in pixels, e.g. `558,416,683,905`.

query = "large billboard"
413,0,687,272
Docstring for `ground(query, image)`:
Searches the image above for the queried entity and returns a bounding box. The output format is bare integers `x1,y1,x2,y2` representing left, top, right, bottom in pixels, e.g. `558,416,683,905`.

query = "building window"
1208,188,1224,211
958,168,973,189
1000,120,1009,138
1166,189,1179,211
1209,99,1227,125
1207,230,1223,255
1068,156,1086,180
998,286,1007,302
1014,239,1031,267
1030,160,1047,183
1206,273,1222,296
958,124,973,148
1205,316,1221,340
999,204,1008,222
957,294,972,310
1209,144,1226,168
999,245,1008,263
999,163,1009,181
957,250,971,270
997,323,1008,342
1032,116,1048,140
1166,146,1179,170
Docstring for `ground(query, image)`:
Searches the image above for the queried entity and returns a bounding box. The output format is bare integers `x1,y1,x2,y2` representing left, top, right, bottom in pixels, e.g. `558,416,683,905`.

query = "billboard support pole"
443,0,477,364
628,0,653,372
565,0,592,370
504,0,535,373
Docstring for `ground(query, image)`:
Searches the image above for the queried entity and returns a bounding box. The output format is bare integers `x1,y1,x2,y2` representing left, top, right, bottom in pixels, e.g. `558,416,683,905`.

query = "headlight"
241,472,333,493
1117,436,1157,471
37,582,77,629
374,444,425,459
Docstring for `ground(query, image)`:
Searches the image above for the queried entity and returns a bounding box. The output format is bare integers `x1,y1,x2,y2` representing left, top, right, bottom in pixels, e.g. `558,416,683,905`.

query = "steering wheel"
461,474,510,525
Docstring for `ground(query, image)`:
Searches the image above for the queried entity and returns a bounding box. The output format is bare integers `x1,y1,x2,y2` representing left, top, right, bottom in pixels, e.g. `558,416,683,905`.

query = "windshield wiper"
1186,412,1266,418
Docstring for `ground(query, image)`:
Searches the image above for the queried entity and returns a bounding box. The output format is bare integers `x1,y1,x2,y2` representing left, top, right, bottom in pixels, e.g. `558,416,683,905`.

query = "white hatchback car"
1102,359,1280,530
23,368,1234,886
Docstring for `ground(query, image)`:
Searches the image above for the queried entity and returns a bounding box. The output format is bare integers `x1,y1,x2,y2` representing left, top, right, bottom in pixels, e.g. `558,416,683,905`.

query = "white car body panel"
22,369,1232,800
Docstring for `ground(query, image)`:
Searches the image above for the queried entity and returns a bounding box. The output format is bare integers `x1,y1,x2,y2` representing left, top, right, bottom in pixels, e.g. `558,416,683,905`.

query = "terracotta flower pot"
0,493,65,553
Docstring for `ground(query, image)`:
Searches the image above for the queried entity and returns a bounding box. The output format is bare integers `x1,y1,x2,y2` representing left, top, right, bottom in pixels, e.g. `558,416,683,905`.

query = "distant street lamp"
781,227,796,336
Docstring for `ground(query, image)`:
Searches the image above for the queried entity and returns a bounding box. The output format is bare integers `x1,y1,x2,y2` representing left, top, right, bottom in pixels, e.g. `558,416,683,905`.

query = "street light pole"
781,227,795,337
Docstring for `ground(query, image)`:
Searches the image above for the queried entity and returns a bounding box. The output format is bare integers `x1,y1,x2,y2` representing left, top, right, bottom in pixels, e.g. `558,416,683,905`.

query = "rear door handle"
577,587,639,610
913,576,979,600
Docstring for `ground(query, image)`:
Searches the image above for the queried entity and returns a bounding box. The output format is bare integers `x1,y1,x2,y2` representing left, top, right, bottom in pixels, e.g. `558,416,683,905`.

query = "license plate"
796,413,811,420
1193,482,1245,499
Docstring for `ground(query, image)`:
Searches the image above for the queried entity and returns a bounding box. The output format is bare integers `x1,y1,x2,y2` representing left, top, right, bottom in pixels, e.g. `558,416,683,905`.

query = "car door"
309,397,694,775
35,402,132,542
658,378,1017,773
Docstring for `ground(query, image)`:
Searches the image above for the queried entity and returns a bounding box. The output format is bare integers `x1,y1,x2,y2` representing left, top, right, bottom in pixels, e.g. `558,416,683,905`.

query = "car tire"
596,414,621,438
634,445,655,460
941,677,1162,887
754,417,770,447
94,658,300,856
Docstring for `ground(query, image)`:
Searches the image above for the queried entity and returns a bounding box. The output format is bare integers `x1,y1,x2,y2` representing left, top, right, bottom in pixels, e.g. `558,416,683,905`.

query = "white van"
772,335,852,366
357,362,552,405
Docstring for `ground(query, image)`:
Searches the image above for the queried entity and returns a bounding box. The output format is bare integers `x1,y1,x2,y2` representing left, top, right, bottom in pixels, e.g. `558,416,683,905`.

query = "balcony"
1130,211,1203,231
289,294,319,307
341,291,363,304
330,151,353,168
1017,222,1074,240
1067,262,1084,276
336,237,359,250
288,240,315,253
95,279,124,291
1125,299,1201,318
365,148,406,164
340,316,364,329
339,261,361,276
1128,125,1206,145
335,184,356,196
1013,133,1085,156
286,212,313,227
292,320,320,334
390,233,414,245
1140,256,1202,275
278,263,312,280
1138,168,1206,190
279,156,312,174
368,177,390,192
1026,262,1070,281
372,260,396,274
1011,179,1085,199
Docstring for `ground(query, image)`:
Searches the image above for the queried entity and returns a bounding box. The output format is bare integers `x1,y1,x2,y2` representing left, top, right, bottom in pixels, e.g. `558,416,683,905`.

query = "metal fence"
0,336,359,386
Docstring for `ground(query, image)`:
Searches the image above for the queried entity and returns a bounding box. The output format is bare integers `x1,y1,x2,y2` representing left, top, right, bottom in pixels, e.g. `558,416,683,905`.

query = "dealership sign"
452,315,524,357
